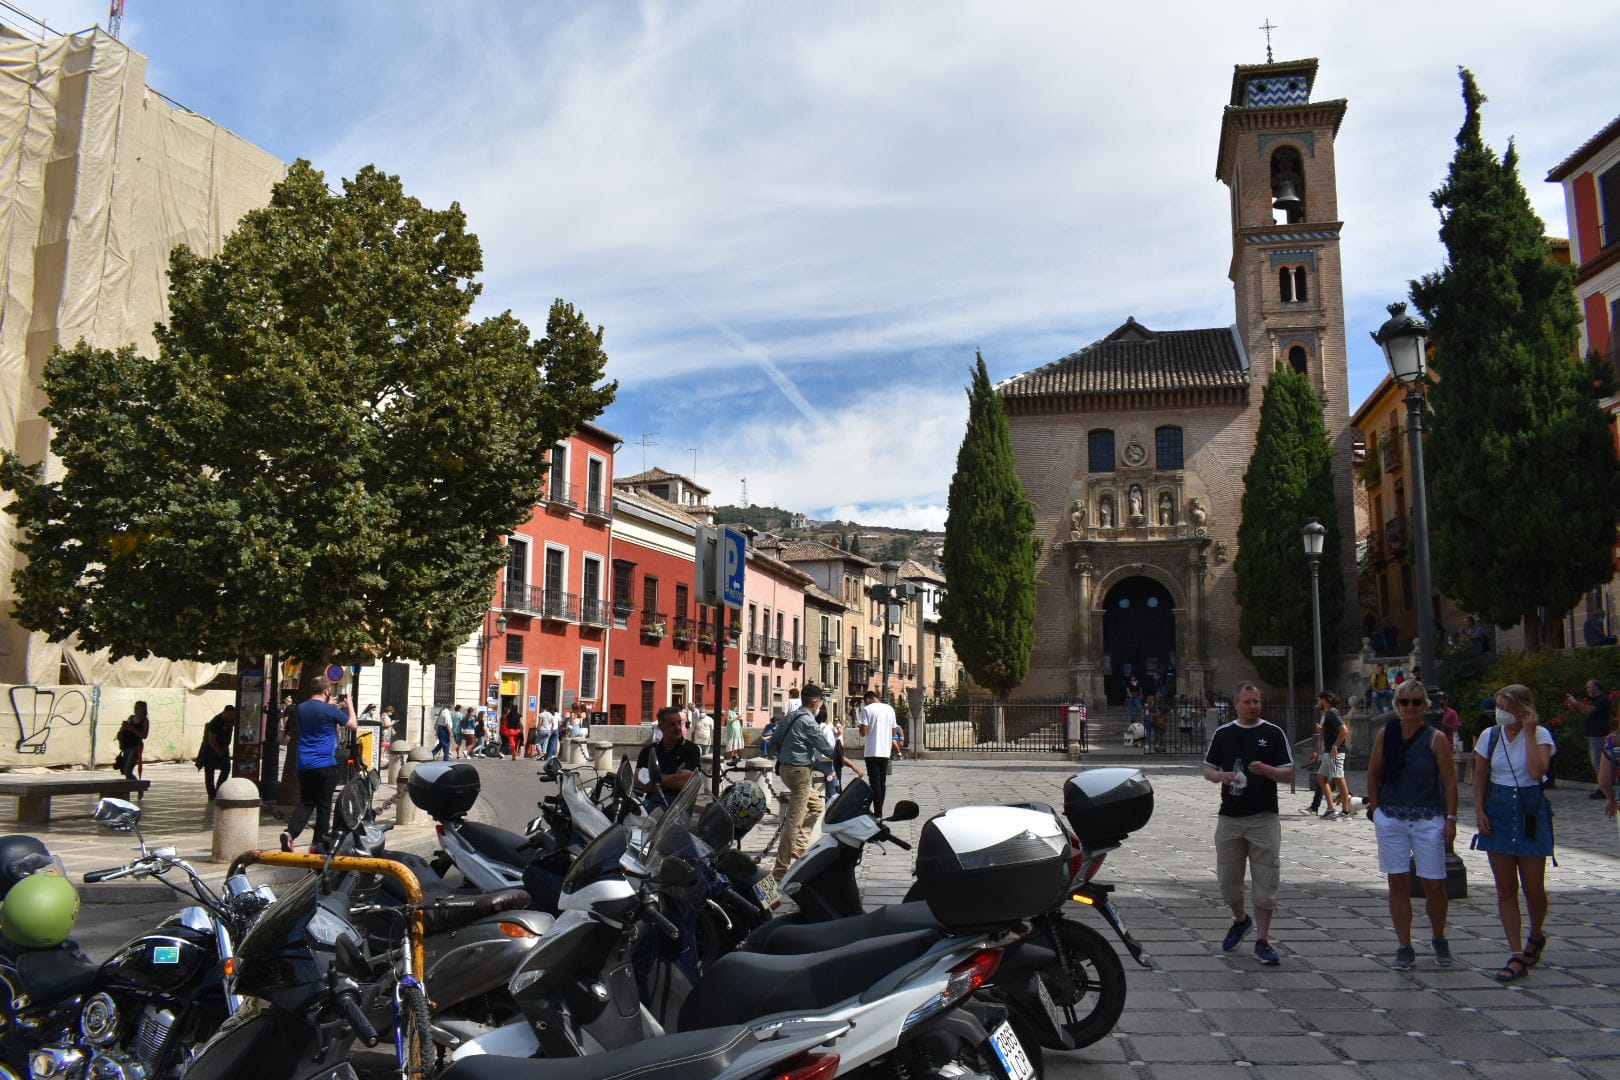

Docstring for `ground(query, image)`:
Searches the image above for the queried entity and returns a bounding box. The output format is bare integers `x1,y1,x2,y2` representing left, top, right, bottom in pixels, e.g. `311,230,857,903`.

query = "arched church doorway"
1103,576,1176,706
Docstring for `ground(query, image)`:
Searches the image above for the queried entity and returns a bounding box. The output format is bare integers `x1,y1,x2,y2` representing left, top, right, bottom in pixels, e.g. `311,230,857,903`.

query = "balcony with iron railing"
541,589,580,622
819,639,837,656
583,489,610,521
580,596,611,627
501,580,544,616
641,611,669,639
747,633,768,657
792,643,807,663
848,644,867,661
1384,515,1410,560
545,479,580,511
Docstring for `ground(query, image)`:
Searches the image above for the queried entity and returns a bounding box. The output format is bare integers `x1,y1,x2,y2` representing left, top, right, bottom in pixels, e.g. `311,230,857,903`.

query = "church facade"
999,58,1358,706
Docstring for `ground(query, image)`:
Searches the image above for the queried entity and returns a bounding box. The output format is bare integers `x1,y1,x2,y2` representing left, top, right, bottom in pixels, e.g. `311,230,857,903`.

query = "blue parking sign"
721,526,746,609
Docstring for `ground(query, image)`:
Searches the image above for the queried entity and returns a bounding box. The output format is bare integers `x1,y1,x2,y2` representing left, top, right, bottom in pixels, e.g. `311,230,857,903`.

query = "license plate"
1101,898,1128,938
754,875,781,908
1035,969,1069,1028
988,1020,1035,1080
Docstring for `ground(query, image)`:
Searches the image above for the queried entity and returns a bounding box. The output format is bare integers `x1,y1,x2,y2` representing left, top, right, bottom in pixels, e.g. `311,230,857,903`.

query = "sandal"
1493,955,1530,983
1523,932,1547,967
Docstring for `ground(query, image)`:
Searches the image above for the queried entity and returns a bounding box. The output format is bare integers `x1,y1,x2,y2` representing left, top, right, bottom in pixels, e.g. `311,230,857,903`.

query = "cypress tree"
1234,365,1345,687
940,352,1037,697
1409,70,1620,649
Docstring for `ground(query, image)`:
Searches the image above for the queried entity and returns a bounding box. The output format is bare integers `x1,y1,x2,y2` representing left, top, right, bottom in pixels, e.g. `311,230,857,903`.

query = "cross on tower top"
1258,18,1277,63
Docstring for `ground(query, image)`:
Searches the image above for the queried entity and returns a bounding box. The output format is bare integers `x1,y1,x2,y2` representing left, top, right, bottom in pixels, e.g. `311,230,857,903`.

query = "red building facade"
483,422,621,721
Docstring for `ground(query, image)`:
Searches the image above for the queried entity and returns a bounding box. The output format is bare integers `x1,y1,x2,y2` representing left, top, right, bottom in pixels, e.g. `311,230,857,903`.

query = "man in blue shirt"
281,675,357,853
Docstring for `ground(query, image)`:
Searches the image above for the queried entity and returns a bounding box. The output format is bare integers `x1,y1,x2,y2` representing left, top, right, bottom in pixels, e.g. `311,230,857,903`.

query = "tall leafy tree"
1234,365,1344,687
0,160,616,665
1410,70,1619,650
941,352,1036,697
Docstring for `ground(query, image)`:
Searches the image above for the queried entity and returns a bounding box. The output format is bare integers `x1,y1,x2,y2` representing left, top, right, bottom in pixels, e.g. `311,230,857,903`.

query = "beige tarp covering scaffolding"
0,25,285,688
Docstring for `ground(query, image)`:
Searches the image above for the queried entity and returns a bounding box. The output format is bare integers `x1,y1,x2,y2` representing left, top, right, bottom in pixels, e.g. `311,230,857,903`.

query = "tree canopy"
1234,365,1345,687
0,160,616,665
1409,70,1619,649
939,352,1036,697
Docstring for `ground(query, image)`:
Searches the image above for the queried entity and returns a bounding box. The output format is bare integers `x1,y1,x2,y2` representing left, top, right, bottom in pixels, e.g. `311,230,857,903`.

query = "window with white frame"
579,650,599,701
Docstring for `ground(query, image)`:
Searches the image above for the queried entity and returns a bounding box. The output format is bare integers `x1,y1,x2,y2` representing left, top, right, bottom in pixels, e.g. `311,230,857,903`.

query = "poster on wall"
234,658,269,782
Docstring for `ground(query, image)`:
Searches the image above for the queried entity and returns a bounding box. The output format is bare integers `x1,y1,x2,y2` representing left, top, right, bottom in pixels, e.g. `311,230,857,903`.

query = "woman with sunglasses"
1365,683,1459,969
1473,683,1556,982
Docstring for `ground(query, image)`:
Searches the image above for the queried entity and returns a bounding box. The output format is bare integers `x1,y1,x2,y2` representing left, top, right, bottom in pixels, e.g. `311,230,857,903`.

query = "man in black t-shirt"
636,706,701,808
1203,683,1294,966
1567,679,1614,799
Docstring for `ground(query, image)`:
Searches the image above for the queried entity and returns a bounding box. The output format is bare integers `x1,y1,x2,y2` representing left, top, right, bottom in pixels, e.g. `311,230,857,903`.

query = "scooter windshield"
561,770,612,840
824,777,873,825
638,768,731,883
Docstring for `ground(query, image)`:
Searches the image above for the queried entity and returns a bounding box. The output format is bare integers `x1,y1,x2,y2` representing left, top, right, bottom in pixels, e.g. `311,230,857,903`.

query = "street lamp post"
478,610,510,713
1372,302,1437,689
1301,520,1326,694
879,561,900,702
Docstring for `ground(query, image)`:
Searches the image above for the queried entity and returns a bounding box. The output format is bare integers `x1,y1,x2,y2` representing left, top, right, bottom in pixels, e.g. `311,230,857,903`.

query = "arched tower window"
1278,267,1294,303
1289,345,1309,376
1270,146,1306,224
1293,266,1308,302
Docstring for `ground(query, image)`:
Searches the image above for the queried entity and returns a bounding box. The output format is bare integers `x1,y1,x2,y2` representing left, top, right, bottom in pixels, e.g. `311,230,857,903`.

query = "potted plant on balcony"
697,630,717,650
643,620,667,638
673,626,692,646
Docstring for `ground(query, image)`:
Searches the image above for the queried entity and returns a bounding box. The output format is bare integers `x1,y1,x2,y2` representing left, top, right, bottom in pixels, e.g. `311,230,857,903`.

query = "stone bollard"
591,740,615,773
566,737,589,766
742,757,778,815
397,748,432,827
211,777,261,864
387,741,411,785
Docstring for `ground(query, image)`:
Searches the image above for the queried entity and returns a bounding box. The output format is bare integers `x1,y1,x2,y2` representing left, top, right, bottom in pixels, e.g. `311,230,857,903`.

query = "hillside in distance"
712,504,943,569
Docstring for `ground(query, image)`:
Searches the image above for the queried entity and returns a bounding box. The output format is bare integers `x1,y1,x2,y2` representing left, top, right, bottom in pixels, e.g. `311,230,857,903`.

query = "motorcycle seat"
754,901,942,955
441,1023,756,1080
15,948,98,1002
420,887,534,935
677,929,939,1031
457,820,534,869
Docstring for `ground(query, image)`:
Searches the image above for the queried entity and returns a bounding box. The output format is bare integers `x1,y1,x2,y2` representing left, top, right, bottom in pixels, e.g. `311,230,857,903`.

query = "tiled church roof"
996,318,1249,403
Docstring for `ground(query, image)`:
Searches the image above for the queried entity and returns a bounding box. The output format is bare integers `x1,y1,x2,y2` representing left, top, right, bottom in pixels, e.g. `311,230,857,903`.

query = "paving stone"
1125,1035,1232,1063
1186,991,1273,1010
1516,1030,1620,1056
1045,1061,1140,1080
1470,1063,1588,1080
1201,1010,1310,1035
1478,1008,1596,1032
1224,1035,1342,1064
1328,1035,1445,1062
1359,1061,1478,1080
1251,1067,1367,1080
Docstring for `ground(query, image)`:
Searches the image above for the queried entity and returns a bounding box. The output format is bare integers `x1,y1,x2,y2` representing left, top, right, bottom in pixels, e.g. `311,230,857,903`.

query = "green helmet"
1,871,79,948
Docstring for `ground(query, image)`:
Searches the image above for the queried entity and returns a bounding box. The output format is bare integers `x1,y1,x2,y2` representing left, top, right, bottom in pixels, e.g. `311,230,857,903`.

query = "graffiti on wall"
7,686,90,754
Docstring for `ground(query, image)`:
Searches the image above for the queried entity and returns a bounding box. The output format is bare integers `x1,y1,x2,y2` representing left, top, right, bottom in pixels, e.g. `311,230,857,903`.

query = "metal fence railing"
922,698,1083,753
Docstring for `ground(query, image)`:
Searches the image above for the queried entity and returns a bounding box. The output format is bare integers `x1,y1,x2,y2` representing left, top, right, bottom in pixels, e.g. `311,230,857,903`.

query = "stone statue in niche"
1187,497,1208,528
1099,496,1113,529
1069,500,1086,539
1128,484,1144,522
1158,493,1173,525
1214,540,1229,564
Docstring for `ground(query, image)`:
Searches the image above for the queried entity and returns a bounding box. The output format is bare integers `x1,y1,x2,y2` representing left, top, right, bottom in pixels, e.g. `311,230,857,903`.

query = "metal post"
1405,389,1438,689
712,606,726,799
880,599,891,703
1308,559,1324,696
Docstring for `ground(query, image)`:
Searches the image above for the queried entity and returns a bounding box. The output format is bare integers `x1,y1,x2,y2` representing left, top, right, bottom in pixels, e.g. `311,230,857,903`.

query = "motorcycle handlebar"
82,866,125,883
645,906,681,940
872,827,912,851
334,992,379,1048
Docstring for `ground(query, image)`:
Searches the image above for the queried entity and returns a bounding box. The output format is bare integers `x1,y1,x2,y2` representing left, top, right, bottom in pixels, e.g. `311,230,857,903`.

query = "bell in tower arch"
1271,180,1303,219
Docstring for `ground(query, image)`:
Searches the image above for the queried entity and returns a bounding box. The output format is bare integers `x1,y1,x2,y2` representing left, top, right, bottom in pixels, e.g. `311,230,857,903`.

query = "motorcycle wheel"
1040,918,1127,1049
399,981,435,1080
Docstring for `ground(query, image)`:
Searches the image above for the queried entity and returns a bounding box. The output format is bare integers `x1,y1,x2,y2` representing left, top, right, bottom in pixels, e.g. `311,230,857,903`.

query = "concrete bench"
0,774,151,823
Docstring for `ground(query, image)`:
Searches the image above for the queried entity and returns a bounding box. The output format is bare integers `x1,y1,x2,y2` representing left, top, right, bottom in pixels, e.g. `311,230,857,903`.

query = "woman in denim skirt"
1472,683,1556,982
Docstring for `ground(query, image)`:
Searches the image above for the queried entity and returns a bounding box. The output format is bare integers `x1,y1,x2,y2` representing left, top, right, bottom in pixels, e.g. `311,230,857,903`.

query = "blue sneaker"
1222,915,1253,952
1254,939,1280,966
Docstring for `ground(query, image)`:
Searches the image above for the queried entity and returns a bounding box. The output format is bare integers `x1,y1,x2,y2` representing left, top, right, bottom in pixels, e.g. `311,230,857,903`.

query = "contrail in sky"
667,287,821,427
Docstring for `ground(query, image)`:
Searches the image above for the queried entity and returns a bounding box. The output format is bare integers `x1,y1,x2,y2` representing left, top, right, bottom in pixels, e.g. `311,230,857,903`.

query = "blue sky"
16,1,1619,529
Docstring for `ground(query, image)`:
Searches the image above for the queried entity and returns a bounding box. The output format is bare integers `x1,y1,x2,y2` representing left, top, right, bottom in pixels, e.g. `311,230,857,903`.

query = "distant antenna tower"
685,447,697,480
740,477,749,507
637,431,659,472
108,0,125,38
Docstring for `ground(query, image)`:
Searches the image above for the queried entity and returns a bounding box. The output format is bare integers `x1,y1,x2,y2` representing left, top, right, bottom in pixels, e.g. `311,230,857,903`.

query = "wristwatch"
1445,815,1458,821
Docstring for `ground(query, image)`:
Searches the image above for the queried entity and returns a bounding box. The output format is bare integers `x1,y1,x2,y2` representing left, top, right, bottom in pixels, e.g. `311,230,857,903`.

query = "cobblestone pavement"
777,756,1620,1080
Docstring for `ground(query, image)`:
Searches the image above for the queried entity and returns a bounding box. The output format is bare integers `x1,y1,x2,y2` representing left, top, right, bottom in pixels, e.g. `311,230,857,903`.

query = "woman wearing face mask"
1473,683,1556,982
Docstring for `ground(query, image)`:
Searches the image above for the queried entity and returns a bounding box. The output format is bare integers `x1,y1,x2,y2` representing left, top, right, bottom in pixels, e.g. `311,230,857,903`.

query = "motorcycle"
10,798,279,1080
453,762,1055,1079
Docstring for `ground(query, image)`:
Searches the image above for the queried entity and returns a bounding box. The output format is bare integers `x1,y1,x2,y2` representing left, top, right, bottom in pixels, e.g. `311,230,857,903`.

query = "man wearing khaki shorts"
1203,683,1294,966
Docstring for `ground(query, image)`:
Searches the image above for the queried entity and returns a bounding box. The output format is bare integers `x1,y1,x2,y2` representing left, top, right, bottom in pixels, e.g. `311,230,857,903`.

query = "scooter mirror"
888,800,921,822
542,758,561,781
93,798,142,833
655,856,701,889
716,849,757,878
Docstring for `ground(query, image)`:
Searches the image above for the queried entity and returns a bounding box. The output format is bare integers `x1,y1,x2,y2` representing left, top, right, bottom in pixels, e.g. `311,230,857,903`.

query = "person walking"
1311,692,1353,819
459,707,479,756
1599,722,1618,837
771,684,834,881
1365,682,1460,969
432,705,453,761
1563,680,1612,799
724,705,745,762
281,676,357,855
537,705,559,761
500,705,523,760
691,707,715,761
1202,682,1294,966
1473,683,1556,983
859,690,902,817
198,704,236,800
115,701,150,781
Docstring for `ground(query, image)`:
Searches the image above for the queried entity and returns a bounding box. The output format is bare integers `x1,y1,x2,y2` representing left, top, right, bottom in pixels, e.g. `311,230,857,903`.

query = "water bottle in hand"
1230,757,1247,794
